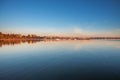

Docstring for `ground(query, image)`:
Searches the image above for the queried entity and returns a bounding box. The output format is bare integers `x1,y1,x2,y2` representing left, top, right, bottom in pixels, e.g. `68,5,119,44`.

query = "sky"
0,0,120,37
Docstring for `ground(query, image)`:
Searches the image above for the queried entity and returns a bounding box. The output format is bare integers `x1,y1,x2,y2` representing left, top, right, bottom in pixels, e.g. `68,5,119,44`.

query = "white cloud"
73,27,84,34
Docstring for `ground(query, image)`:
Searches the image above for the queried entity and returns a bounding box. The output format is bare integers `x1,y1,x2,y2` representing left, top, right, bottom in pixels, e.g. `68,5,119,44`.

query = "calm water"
0,40,120,80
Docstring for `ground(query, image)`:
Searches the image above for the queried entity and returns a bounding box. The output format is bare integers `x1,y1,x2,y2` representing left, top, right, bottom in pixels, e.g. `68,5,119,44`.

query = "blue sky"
0,0,120,36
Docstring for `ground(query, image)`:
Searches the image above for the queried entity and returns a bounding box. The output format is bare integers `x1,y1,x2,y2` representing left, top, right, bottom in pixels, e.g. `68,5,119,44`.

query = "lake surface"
0,40,120,80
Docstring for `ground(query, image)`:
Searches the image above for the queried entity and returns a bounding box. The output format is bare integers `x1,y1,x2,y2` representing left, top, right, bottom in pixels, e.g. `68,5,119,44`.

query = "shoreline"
0,38,120,41
1,32,120,41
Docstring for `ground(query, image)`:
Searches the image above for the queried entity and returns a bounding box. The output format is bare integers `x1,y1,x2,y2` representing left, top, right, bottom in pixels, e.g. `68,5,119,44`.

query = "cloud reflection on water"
0,40,120,53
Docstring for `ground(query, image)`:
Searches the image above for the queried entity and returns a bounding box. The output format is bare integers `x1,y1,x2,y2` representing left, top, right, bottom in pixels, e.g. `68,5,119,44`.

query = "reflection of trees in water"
0,40,41,47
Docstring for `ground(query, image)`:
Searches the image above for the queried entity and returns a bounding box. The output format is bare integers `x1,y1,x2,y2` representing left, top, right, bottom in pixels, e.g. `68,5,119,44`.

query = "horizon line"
0,32,120,38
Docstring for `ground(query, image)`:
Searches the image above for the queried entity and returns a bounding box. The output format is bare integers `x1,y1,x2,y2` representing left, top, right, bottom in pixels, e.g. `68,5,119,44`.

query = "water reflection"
0,40,93,47
0,40,41,47
0,40,120,80
0,40,120,49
